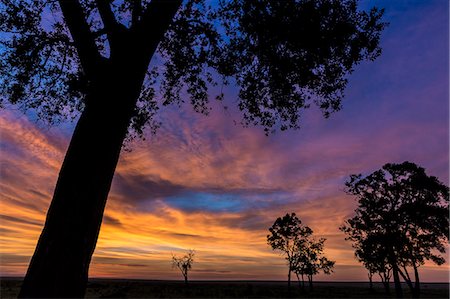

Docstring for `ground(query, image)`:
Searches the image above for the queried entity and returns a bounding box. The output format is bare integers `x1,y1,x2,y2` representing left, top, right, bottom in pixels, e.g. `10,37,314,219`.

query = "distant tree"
172,250,195,285
292,234,335,290
267,213,334,290
1,0,386,296
341,161,449,298
267,213,310,288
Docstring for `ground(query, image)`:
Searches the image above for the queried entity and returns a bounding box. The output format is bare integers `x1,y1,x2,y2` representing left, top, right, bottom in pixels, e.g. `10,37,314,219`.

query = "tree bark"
19,69,140,298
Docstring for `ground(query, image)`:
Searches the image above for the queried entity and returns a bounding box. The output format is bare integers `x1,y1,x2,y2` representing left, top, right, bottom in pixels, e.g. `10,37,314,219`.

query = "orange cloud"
1,107,448,282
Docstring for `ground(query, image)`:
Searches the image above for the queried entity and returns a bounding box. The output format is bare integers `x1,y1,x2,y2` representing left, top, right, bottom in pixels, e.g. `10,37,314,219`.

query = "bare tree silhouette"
172,250,195,285
1,1,386,297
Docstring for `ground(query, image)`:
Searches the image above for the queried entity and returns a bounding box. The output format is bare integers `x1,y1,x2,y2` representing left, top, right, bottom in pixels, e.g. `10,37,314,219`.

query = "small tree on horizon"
172,250,195,285
267,213,334,290
267,213,310,288
292,233,335,290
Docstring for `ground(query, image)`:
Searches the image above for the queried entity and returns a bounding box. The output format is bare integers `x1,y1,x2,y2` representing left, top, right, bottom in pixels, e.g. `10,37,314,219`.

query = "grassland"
1,278,448,298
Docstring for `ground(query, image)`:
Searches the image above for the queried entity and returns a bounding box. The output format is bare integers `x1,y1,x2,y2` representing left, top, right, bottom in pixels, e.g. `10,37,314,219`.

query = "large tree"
341,161,449,298
0,0,386,297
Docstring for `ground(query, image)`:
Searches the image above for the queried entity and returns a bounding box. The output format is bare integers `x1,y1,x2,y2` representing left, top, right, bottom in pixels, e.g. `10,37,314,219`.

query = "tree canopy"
341,161,449,298
0,0,386,135
267,213,310,287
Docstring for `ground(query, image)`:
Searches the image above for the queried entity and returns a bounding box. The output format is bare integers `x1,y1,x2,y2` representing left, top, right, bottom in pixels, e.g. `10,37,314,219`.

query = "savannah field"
1,278,449,298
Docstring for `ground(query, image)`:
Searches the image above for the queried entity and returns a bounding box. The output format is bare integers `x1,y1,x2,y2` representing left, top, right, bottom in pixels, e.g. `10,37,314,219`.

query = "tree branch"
95,0,126,49
95,0,116,29
132,0,182,62
57,0,102,80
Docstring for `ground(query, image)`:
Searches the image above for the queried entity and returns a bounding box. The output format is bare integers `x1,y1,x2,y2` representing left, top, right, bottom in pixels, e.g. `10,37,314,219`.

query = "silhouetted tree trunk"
19,74,138,297
392,264,403,298
380,273,391,295
398,265,419,299
184,275,188,285
413,263,420,298
383,280,391,295
287,266,292,288
308,275,313,291
18,1,182,297
368,271,373,291
296,273,305,290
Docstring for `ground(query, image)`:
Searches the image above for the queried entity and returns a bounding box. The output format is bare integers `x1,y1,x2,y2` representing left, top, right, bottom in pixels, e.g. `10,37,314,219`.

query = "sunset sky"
0,0,449,282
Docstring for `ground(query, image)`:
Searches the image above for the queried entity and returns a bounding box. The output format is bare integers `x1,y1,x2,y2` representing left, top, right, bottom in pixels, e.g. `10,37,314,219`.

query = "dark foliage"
1,0,386,135
341,161,449,298
267,213,309,287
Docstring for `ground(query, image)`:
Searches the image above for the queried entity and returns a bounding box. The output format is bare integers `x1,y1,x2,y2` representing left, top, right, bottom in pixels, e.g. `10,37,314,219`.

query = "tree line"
172,162,448,299
265,162,448,298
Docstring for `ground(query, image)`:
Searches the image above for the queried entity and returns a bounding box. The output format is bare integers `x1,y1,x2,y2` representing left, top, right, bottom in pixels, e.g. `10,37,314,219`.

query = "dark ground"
1,278,448,298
